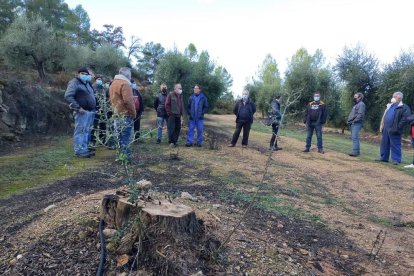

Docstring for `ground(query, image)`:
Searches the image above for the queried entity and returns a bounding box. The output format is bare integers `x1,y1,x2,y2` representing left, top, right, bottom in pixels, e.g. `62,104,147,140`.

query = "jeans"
380,128,402,163
114,116,134,160
156,116,169,141
73,110,95,155
187,120,204,145
351,123,362,155
167,116,181,144
305,123,323,149
231,121,252,146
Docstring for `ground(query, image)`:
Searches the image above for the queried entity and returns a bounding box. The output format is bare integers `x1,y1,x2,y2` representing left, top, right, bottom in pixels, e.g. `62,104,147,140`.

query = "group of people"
64,66,414,168
226,90,414,168
64,66,211,163
64,67,143,163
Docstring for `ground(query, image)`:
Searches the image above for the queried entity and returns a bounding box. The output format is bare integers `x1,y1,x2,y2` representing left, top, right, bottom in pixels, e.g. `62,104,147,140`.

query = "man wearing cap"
110,67,136,163
303,91,327,153
64,67,97,158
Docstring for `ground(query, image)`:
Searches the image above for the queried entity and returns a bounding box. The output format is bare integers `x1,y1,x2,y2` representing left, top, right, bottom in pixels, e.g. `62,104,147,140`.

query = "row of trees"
249,46,414,132
0,0,233,110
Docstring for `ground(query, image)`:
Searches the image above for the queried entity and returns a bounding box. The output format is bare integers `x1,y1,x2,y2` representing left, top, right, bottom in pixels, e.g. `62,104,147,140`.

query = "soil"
1,112,414,275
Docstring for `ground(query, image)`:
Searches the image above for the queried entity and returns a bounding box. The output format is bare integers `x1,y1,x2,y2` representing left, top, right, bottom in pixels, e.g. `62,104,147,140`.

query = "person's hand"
79,107,86,115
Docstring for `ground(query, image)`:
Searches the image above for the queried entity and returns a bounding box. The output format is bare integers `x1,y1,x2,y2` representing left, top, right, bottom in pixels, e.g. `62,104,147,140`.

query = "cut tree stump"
101,188,200,254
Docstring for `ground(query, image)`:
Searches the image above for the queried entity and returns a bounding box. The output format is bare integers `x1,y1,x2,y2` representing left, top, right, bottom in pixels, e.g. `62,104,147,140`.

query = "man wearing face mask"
64,67,96,158
228,90,256,148
303,91,327,153
154,82,169,144
165,83,184,147
378,91,411,164
186,84,209,147
131,79,144,141
347,92,366,157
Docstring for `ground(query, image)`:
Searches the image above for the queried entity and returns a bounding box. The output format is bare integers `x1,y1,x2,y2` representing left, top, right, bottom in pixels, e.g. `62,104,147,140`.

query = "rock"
213,204,221,208
282,243,288,247
340,254,349,259
16,254,23,260
235,266,241,271
78,231,87,240
190,272,204,276
299,249,309,255
102,228,117,238
9,258,17,266
181,192,197,201
96,243,101,250
135,179,152,190
277,223,284,229
288,257,294,262
44,204,57,212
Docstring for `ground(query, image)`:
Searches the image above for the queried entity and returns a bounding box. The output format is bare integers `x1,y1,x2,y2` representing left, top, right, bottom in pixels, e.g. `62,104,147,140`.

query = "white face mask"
391,98,397,104
177,89,183,94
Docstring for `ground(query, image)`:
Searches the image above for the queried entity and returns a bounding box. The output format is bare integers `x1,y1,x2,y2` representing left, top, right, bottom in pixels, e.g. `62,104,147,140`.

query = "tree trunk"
101,189,199,254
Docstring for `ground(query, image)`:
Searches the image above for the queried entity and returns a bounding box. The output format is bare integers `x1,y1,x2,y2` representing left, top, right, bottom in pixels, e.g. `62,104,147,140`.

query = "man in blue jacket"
64,67,96,158
378,91,411,164
186,84,209,147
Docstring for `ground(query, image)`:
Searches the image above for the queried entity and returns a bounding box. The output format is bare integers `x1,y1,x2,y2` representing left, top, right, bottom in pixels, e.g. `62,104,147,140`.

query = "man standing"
378,91,411,164
165,83,184,147
303,91,327,153
269,94,282,151
228,90,256,148
154,82,169,144
109,67,136,163
347,92,366,157
131,79,144,141
64,67,96,158
186,84,209,147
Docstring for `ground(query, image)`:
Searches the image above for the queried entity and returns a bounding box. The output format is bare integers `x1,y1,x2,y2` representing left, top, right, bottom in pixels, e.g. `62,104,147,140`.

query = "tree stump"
101,189,199,254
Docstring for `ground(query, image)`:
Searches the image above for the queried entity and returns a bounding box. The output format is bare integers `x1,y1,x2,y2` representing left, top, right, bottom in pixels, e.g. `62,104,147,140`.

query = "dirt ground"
1,112,414,275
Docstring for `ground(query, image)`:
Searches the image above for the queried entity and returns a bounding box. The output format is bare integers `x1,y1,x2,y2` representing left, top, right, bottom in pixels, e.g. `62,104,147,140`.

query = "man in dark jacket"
269,95,282,151
404,114,414,168
303,91,327,153
154,82,169,144
165,83,184,147
378,91,411,164
347,92,366,157
186,84,209,147
64,67,96,158
228,90,256,148
131,79,144,141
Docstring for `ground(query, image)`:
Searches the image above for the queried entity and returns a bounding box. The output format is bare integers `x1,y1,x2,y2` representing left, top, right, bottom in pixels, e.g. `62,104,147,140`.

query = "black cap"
77,67,89,74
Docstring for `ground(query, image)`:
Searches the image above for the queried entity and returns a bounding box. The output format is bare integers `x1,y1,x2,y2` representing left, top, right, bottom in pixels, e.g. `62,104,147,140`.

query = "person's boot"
303,148,310,152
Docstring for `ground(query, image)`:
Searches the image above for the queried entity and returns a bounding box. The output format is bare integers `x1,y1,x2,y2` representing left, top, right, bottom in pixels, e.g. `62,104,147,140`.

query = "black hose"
97,219,106,276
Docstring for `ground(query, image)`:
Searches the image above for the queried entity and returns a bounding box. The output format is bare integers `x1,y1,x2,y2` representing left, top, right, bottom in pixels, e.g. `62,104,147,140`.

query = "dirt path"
1,112,413,275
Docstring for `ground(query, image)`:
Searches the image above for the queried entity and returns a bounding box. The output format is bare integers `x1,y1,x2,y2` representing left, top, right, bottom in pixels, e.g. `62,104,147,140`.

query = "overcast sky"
66,0,414,96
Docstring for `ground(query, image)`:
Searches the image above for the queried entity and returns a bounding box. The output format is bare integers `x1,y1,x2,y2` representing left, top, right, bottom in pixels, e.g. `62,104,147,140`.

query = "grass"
368,215,393,227
0,137,110,198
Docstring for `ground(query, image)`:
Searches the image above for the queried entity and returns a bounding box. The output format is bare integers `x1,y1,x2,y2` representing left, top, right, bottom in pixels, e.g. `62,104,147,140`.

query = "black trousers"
167,116,181,144
231,121,251,146
134,117,141,139
270,123,279,148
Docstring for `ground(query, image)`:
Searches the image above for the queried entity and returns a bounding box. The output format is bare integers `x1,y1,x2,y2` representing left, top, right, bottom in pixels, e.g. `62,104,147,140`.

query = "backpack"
133,95,140,113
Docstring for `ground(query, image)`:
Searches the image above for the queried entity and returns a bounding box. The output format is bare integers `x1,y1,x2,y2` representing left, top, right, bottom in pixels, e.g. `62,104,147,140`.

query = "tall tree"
91,24,126,49
255,54,282,117
0,14,66,80
25,0,71,29
136,42,165,84
0,0,23,35
64,4,92,45
335,45,380,130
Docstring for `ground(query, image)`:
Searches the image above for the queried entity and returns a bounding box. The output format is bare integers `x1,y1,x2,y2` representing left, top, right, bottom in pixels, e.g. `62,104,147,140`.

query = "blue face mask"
242,95,248,100
79,74,90,83
96,79,103,86
314,96,320,102
131,83,137,89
